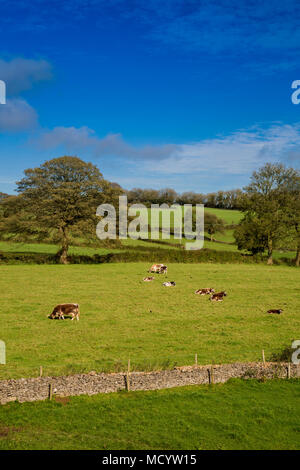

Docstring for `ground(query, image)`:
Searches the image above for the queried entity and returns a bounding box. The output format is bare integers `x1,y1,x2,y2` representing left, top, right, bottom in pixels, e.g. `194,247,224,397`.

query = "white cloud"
35,126,178,160
141,124,300,176
0,98,38,132
34,122,300,177
0,56,53,133
0,58,52,95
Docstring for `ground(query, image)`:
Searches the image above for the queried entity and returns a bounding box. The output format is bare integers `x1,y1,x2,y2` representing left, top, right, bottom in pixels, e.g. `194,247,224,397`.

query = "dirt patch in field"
0,426,23,437
54,396,70,405
0,362,299,405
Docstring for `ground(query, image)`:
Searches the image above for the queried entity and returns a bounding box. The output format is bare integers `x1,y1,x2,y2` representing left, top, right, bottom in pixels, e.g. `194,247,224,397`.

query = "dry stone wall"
0,362,299,405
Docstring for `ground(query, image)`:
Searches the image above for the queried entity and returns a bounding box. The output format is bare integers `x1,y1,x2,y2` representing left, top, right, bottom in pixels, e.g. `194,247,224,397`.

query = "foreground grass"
0,263,299,379
0,379,299,450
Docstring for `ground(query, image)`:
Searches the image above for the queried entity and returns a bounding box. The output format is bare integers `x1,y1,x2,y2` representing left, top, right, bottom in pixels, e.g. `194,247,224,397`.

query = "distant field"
144,206,243,225
0,206,260,254
0,263,299,380
145,206,242,234
205,208,243,225
0,379,299,450
0,205,296,260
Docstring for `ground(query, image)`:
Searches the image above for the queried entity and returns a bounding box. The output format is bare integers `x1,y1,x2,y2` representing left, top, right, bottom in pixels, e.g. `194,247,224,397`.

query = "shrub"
0,248,269,265
268,345,294,362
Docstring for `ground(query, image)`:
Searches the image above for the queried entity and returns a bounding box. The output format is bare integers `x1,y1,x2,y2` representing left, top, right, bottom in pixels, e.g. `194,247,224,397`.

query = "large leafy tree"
238,163,299,265
234,214,268,255
10,156,118,263
281,174,300,266
192,212,225,241
204,212,226,241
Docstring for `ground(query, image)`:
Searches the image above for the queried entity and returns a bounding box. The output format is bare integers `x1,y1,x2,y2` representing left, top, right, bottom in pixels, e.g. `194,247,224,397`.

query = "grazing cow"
267,309,283,314
149,264,168,275
195,288,215,295
49,303,80,321
163,281,176,287
210,291,227,302
143,277,155,282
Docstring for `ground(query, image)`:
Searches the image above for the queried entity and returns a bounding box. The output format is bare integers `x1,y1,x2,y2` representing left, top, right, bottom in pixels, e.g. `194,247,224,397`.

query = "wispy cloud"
1,2,300,71
0,98,38,132
3,120,300,192
0,56,52,132
33,122,300,177
141,1,300,53
0,58,52,95
150,124,300,175
35,126,179,160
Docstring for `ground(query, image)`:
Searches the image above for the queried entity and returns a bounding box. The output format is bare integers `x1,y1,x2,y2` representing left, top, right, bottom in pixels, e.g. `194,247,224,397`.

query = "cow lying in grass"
149,264,168,274
163,281,176,287
49,303,80,321
210,291,227,302
267,309,283,314
195,288,215,295
143,277,155,282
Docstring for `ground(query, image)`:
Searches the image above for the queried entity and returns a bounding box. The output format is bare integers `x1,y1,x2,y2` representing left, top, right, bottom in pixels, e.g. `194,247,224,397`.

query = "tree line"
126,187,243,209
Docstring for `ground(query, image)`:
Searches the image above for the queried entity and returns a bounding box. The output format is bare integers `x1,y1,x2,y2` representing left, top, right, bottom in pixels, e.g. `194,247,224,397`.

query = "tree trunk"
267,238,273,265
295,238,300,267
294,224,300,267
59,226,69,264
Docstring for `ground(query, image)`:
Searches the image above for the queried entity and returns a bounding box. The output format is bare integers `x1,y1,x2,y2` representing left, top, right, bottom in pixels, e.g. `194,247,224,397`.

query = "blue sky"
0,0,300,194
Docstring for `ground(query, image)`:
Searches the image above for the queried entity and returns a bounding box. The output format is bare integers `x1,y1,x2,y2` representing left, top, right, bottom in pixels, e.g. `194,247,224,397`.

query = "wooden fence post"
39,366,43,377
262,349,265,366
210,364,214,385
126,359,130,391
287,362,291,379
49,383,53,400
195,354,198,366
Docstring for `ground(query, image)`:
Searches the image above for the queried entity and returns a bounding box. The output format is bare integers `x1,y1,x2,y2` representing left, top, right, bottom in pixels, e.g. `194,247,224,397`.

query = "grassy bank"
0,379,299,450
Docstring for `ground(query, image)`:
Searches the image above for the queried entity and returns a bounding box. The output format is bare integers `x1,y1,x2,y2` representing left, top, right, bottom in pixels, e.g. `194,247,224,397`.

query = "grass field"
0,263,299,380
0,379,299,450
0,241,118,256
0,209,299,452
145,206,243,226
205,208,243,225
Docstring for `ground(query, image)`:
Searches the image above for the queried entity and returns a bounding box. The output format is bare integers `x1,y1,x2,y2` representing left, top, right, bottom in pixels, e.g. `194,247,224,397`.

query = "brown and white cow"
143,277,155,282
210,291,227,302
195,288,215,295
163,281,176,287
49,303,80,321
149,264,168,274
267,309,283,314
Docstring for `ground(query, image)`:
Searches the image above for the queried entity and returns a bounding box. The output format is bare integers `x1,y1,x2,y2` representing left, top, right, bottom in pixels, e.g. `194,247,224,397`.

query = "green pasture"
205,208,243,225
0,263,299,380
